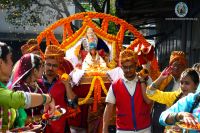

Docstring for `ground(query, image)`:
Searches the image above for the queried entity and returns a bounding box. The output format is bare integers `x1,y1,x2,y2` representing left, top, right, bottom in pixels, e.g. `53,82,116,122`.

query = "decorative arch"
37,12,151,62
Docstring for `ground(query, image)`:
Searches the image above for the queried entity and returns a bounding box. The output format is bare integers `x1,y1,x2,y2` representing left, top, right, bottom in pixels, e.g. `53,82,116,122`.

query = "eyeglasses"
45,63,58,68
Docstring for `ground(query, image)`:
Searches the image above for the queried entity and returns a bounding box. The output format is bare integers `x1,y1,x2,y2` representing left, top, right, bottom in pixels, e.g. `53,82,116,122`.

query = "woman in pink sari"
10,53,48,127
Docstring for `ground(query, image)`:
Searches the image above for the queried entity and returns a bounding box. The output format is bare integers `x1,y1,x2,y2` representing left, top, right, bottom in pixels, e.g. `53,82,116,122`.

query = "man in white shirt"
103,49,152,133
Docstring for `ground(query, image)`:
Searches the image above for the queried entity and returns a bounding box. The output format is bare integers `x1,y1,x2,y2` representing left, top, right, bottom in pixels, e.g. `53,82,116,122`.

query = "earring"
34,69,37,73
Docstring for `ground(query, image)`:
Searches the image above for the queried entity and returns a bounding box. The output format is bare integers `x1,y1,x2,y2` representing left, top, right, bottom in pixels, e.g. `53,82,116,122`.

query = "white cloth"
70,126,86,133
69,68,85,86
106,76,138,104
65,39,83,67
23,92,31,109
106,67,124,83
117,126,151,133
106,76,152,104
82,52,107,70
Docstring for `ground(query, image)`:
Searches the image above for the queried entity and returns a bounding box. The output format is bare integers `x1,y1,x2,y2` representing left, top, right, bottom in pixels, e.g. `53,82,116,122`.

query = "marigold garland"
78,76,108,111
149,56,160,81
37,12,151,64
117,25,126,50
127,38,140,50
78,76,96,105
112,42,117,61
49,31,60,46
36,12,161,110
61,25,87,50
63,24,67,42
97,76,108,95
101,19,109,32
46,37,50,45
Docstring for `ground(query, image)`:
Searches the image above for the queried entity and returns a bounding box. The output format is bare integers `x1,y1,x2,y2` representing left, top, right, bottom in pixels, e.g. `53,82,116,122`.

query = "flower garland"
63,24,67,42
149,56,160,81
36,13,161,102
112,41,118,62
48,31,60,46
61,25,87,50
97,76,108,95
36,12,159,78
36,12,162,109
37,12,150,49
101,19,109,32
78,76,108,112
78,76,96,105
117,25,126,50
127,38,140,50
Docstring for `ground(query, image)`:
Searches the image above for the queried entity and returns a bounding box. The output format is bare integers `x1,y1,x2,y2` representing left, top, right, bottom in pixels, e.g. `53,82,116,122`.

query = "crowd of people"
0,29,200,133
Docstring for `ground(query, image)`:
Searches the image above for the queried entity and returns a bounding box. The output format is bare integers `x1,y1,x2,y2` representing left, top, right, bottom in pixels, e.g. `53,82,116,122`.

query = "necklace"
24,82,44,93
24,82,44,120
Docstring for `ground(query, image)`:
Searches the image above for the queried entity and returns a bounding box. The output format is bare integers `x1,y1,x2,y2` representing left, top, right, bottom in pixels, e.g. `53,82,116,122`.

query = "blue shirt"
196,84,200,93
159,91,200,133
42,75,58,92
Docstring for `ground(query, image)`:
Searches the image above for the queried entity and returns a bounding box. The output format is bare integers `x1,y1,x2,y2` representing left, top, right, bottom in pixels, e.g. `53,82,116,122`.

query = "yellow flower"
78,76,108,105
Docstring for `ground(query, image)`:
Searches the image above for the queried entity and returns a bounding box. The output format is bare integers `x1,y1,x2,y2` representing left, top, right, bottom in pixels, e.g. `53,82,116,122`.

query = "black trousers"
151,102,165,133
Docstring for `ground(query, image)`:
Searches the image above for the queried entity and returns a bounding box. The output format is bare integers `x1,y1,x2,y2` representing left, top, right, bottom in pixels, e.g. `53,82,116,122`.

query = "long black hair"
0,42,12,62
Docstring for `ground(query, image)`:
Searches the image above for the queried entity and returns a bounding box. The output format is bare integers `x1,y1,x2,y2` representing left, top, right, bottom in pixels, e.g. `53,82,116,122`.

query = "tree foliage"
0,0,111,28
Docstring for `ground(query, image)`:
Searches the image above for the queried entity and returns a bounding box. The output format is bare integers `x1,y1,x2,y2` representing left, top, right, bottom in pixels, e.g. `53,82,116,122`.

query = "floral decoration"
78,76,108,112
36,12,159,109
37,12,151,63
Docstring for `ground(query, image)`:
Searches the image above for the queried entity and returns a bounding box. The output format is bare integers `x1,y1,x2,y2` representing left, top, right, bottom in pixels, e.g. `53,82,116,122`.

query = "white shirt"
106,76,138,104
106,67,124,83
106,76,152,104
105,76,152,133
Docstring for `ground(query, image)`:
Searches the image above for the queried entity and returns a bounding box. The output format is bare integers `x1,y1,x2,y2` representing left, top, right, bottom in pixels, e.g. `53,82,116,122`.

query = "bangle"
151,82,158,89
175,113,180,122
41,94,47,105
170,113,178,124
65,95,78,109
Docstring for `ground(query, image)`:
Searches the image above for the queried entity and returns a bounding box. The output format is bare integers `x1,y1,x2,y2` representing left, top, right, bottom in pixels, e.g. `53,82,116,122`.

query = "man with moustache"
42,45,77,133
103,49,152,133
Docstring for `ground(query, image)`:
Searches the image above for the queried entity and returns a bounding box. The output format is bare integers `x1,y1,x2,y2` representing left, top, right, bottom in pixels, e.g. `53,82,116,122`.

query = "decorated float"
37,12,159,132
